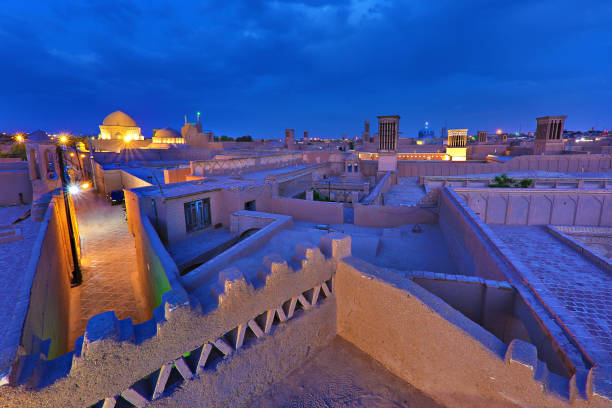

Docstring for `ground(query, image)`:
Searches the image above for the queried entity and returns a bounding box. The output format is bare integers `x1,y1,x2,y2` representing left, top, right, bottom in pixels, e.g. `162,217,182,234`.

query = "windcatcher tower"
377,115,400,172
534,115,566,154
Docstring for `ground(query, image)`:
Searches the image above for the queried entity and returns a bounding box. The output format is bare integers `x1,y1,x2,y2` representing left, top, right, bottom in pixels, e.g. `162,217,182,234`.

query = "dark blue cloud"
0,0,610,138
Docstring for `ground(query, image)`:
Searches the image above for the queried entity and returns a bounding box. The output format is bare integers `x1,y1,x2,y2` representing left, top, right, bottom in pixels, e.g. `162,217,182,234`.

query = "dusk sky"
1,0,611,139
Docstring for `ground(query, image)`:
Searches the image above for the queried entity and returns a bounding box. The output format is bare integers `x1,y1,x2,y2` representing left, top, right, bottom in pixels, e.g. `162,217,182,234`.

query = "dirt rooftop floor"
246,336,445,408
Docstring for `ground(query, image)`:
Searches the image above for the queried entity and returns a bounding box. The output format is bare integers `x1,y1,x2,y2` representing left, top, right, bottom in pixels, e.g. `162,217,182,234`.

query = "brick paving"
69,193,150,348
490,225,612,361
555,226,612,259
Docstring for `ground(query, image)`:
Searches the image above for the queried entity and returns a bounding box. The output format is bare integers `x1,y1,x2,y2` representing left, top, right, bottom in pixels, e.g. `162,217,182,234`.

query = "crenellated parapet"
0,233,351,407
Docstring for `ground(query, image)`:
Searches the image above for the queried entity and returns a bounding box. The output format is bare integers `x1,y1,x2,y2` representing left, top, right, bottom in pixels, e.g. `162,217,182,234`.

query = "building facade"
98,111,144,141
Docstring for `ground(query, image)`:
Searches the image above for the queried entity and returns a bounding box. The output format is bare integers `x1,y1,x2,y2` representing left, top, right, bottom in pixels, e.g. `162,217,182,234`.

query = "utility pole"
56,144,82,286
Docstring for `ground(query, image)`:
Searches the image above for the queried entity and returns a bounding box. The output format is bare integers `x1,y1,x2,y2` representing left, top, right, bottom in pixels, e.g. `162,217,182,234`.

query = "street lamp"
56,135,82,286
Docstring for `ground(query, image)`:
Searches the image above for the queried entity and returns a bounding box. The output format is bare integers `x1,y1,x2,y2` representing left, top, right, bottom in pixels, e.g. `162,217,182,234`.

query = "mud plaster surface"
246,336,445,408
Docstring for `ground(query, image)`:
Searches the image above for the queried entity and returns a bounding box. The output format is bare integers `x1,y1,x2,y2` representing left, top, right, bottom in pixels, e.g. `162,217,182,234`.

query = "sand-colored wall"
335,257,611,408
0,162,33,205
438,188,510,281
353,203,437,227
191,153,303,177
125,189,180,310
395,154,612,177
164,167,191,184
454,188,612,226
267,196,344,225
0,235,343,407
20,197,73,360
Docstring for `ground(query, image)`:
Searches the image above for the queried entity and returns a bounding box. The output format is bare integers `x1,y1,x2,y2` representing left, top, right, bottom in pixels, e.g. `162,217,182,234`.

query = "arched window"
45,150,58,180
29,149,40,179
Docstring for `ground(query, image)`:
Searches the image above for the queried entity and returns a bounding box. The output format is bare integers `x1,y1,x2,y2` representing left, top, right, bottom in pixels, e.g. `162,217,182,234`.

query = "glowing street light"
15,134,24,143
496,129,502,135
67,184,80,195
81,182,90,190
59,134,68,144
124,134,132,142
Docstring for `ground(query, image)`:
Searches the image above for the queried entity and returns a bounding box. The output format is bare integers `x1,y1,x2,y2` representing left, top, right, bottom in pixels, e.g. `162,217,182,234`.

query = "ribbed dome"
102,111,137,127
154,127,181,138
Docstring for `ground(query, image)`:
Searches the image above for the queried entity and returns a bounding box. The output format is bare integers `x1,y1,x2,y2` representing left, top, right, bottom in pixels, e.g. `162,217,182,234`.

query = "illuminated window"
184,198,211,232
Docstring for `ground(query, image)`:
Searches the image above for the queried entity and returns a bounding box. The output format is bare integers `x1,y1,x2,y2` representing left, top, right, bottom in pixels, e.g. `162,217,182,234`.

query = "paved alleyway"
69,192,150,348
489,225,612,363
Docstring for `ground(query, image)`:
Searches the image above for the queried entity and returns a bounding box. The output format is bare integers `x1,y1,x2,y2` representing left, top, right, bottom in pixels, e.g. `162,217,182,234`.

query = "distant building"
446,129,468,161
98,111,144,141
534,115,567,154
362,120,371,143
418,122,435,138
152,128,185,144
285,129,295,149
377,115,400,152
182,122,214,148
447,129,467,147
377,115,400,172
477,131,488,143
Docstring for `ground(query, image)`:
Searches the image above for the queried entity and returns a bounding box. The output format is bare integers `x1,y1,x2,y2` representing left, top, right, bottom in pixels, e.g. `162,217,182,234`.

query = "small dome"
102,111,137,127
27,130,51,142
154,127,181,139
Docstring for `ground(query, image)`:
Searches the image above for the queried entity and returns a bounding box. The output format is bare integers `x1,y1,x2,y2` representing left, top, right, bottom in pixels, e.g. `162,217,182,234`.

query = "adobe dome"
154,127,181,139
102,111,137,127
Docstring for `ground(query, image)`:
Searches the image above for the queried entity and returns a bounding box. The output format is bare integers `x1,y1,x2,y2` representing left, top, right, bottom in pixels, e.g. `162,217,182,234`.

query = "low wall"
0,162,33,205
20,197,73,361
268,196,344,225
353,204,437,227
396,154,612,178
181,211,293,292
410,271,569,377
191,152,303,177
453,188,612,226
125,189,184,310
0,234,346,407
164,167,191,184
230,210,276,235
439,188,596,372
423,175,612,190
361,171,393,205
438,188,512,281
336,257,612,408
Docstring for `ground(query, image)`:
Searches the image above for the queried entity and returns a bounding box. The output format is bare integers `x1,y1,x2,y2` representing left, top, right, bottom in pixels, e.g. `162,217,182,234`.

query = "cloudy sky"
0,0,611,138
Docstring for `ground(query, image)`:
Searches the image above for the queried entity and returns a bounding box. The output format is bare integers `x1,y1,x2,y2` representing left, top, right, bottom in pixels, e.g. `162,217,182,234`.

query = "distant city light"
70,152,75,157
80,154,86,158
68,185,80,195
496,129,502,135
81,182,90,190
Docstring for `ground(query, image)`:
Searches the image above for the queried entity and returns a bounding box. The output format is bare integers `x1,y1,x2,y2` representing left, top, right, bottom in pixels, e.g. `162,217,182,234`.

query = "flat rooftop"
132,177,266,199
489,224,612,365
248,336,445,408
428,170,612,179
188,221,459,306
240,164,316,180
0,205,42,377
